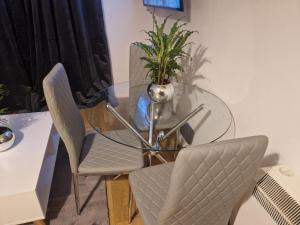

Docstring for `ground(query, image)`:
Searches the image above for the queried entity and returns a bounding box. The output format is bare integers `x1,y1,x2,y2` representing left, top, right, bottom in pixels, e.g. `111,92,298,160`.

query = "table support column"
148,102,155,146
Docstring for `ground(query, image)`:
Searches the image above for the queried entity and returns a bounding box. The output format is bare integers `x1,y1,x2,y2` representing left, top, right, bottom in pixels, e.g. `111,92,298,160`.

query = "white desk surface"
0,112,53,197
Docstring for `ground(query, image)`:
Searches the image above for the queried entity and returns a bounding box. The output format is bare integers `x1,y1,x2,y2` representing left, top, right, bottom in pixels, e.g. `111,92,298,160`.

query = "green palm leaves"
0,84,8,114
134,15,196,85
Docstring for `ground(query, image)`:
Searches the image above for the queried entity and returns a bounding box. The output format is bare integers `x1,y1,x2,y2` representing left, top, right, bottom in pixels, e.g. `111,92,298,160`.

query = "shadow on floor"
27,142,109,225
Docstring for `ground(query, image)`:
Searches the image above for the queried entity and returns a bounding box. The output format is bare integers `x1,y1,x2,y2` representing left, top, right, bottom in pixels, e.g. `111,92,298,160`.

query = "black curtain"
0,0,112,112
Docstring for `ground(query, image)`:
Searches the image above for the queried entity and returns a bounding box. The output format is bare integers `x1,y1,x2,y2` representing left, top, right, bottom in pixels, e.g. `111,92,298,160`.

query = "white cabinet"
0,112,59,225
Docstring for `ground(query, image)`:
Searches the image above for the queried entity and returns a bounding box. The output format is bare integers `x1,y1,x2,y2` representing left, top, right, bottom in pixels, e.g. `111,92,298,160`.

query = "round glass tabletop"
86,80,234,151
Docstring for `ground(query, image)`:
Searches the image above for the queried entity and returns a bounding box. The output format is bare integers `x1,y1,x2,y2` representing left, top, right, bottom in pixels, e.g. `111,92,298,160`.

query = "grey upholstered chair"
129,44,149,87
129,135,268,225
128,44,150,131
43,63,144,214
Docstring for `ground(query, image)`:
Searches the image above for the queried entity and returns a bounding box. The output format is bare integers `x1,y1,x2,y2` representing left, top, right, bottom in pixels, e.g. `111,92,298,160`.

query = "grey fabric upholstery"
129,44,149,87
129,44,149,128
129,135,268,225
129,163,174,225
43,63,144,175
43,63,85,173
44,63,144,215
79,130,144,175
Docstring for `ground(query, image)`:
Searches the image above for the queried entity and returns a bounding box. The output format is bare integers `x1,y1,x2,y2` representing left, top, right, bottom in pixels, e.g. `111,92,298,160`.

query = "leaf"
134,15,196,84
159,15,171,34
0,84,8,101
133,42,154,58
0,84,8,114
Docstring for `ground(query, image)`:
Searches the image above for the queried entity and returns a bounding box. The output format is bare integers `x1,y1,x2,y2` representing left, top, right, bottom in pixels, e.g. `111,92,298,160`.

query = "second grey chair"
43,63,144,214
129,135,268,225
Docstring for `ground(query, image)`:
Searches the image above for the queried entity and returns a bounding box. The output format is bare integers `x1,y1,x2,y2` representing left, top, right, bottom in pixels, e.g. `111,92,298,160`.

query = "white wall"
102,0,300,173
102,0,152,83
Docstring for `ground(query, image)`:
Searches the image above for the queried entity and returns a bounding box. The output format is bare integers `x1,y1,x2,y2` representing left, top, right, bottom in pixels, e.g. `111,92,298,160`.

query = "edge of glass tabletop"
87,81,235,151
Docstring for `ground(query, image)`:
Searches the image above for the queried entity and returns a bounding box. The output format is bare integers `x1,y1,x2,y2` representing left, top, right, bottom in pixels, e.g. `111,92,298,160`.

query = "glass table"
87,80,235,154
86,80,235,223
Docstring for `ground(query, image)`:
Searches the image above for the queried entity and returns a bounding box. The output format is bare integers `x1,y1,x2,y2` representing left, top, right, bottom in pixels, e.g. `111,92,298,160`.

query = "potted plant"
0,84,14,152
134,14,196,103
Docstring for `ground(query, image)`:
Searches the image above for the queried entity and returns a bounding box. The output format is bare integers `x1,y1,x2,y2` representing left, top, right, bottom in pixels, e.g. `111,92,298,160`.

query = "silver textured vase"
0,127,15,152
147,82,174,103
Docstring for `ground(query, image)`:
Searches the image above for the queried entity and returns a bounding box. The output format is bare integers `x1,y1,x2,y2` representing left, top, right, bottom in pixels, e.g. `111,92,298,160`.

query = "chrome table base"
106,102,204,151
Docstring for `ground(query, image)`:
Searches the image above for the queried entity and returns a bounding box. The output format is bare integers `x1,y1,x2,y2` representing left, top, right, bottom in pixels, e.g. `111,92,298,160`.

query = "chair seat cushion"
78,129,144,175
129,162,174,225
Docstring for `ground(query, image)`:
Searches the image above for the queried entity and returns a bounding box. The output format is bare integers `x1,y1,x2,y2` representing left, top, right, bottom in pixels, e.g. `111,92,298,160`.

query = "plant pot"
147,82,174,103
0,126,15,152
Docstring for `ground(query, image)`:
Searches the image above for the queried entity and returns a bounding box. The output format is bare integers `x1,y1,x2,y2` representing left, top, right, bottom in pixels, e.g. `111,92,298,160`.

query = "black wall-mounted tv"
143,0,184,11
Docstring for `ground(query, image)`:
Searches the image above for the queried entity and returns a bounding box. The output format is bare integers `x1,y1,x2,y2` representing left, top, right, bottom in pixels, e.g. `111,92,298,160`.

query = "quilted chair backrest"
129,44,151,119
43,63,85,174
129,44,149,86
158,135,268,225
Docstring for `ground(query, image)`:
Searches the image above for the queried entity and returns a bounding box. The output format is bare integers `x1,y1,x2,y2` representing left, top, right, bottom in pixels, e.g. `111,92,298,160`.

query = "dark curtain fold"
0,0,112,112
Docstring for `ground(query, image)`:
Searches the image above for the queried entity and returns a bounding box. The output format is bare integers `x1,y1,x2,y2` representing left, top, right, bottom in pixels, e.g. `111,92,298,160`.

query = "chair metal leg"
113,174,122,180
154,153,168,164
72,173,81,215
128,185,133,224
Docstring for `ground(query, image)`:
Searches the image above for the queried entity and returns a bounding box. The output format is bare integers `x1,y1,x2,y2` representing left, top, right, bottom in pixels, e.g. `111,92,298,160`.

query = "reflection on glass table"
87,81,235,152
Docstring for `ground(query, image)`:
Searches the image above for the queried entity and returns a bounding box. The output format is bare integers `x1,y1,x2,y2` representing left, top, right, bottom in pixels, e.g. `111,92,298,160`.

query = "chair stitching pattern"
136,137,266,225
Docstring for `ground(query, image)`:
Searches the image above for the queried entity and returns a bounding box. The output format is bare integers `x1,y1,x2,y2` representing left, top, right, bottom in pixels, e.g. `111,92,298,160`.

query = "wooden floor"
106,175,143,225
81,99,177,225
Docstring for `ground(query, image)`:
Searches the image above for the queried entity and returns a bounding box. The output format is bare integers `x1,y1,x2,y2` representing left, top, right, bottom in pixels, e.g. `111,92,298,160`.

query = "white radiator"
234,165,300,225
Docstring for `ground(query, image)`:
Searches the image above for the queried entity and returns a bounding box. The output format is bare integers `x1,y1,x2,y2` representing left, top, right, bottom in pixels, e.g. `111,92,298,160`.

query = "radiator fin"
253,174,300,225
254,187,290,225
